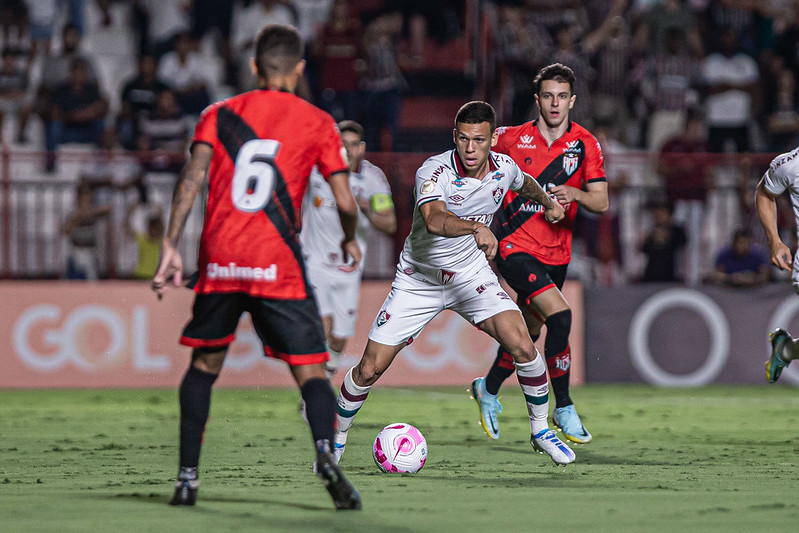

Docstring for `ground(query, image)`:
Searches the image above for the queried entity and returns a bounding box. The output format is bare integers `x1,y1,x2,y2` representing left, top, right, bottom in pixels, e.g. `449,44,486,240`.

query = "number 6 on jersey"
231,139,281,212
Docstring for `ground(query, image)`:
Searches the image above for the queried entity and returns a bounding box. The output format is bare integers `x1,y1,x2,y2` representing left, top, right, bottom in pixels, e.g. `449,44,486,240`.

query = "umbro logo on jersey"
497,291,511,300
449,194,465,204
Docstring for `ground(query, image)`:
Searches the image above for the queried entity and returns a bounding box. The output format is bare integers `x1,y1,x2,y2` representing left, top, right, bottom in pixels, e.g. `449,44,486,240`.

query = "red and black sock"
178,365,218,469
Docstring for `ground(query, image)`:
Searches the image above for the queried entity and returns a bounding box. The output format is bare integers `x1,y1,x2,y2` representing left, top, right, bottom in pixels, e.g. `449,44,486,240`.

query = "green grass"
1,385,798,532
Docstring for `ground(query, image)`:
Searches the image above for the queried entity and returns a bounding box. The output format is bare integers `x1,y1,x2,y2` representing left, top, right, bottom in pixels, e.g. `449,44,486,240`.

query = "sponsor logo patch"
420,180,436,194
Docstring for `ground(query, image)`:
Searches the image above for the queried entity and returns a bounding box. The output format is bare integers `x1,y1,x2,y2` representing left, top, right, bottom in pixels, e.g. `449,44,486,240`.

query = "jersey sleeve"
763,157,793,196
500,154,526,192
191,103,218,148
364,164,394,212
584,134,607,184
415,158,446,208
314,117,349,180
494,126,511,153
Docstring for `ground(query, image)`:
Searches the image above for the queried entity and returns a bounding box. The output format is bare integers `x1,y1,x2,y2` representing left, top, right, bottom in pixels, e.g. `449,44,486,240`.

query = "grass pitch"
1,385,798,532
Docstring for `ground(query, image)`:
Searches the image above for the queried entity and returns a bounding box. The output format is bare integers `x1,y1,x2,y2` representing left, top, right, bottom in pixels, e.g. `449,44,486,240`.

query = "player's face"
535,80,575,129
341,131,365,172
453,121,497,178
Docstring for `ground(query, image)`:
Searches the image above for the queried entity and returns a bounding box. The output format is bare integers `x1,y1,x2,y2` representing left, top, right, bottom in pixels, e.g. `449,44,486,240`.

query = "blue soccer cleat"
766,328,792,384
470,377,503,440
531,428,575,465
553,404,592,444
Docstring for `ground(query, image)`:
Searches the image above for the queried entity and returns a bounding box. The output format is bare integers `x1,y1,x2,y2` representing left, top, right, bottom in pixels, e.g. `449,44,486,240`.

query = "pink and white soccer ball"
372,423,427,473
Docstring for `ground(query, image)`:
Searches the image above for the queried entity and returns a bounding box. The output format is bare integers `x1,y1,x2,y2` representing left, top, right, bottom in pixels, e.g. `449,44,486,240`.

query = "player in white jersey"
334,101,577,466
757,145,799,383
301,120,396,375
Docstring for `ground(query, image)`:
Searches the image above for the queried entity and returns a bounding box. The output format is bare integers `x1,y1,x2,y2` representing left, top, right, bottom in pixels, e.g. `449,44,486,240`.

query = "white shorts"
307,259,361,339
368,265,520,346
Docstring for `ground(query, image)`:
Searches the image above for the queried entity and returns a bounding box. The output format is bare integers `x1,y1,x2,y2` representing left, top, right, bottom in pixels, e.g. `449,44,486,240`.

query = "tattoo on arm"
165,145,212,244
519,173,553,208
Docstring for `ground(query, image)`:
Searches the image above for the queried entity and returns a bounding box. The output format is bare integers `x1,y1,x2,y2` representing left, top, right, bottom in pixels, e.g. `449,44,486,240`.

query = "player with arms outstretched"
334,101,576,466
756,145,799,383
152,24,362,510
301,120,396,377
471,63,609,444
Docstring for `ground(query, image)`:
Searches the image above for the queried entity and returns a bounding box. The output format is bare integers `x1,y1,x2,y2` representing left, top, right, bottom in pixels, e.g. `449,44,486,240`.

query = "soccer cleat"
316,451,362,510
531,429,575,465
553,405,592,444
333,442,346,464
470,377,503,440
168,478,199,506
766,328,792,384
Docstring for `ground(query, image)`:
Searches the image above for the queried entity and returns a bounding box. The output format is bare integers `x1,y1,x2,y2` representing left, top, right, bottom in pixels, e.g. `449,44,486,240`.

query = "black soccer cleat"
316,451,362,510
169,479,199,506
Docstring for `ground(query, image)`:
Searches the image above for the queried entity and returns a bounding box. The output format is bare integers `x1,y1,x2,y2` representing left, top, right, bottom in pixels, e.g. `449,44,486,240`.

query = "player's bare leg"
334,339,406,462
292,363,361,510
480,310,575,465
170,347,227,506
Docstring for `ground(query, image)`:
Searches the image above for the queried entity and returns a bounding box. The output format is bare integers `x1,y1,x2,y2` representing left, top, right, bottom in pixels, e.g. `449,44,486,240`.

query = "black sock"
485,346,516,395
178,366,218,469
550,374,572,409
301,378,336,451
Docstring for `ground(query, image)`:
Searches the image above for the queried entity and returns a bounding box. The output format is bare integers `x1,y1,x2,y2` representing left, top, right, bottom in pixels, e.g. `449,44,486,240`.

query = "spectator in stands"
549,22,594,127
156,32,211,116
190,0,235,85
701,25,759,153
46,58,108,171
0,1,27,50
125,202,164,280
361,11,406,152
589,8,634,134
640,200,687,282
136,88,189,173
0,47,31,143
710,227,770,287
118,54,170,149
35,23,98,153
63,181,111,280
494,4,552,124
26,0,59,60
232,0,296,91
764,64,799,153
640,27,700,151
80,128,144,206
312,0,363,122
140,0,191,60
633,0,703,58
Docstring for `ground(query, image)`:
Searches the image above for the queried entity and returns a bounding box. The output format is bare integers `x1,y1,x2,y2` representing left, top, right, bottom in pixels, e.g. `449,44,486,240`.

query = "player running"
334,101,576,466
756,145,799,383
471,63,608,444
152,24,362,510
301,120,396,378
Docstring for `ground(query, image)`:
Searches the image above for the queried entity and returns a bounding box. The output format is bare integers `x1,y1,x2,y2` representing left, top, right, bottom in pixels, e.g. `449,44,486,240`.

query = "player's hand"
473,226,498,260
339,238,362,273
152,242,184,300
543,199,565,224
770,241,793,271
355,195,370,214
549,184,577,206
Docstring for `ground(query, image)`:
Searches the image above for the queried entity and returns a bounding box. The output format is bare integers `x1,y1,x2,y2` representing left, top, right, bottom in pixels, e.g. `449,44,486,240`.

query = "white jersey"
301,160,393,271
763,146,799,289
399,149,525,283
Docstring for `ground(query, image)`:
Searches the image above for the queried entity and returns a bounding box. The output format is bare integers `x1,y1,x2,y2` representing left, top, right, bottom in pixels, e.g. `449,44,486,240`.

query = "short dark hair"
534,63,576,95
338,120,364,140
455,101,496,132
253,24,303,78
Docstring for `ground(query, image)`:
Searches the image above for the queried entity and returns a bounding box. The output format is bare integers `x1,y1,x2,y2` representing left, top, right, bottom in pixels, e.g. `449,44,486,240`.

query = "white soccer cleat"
531,428,576,465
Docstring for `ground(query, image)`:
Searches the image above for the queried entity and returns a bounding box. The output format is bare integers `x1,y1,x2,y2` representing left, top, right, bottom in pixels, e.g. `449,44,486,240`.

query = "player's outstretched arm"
549,181,609,214
518,173,565,223
755,176,792,271
152,143,212,299
419,200,497,258
329,171,363,271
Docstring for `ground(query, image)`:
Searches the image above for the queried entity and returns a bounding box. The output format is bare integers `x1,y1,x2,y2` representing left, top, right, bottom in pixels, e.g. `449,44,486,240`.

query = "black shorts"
495,252,568,307
180,292,328,366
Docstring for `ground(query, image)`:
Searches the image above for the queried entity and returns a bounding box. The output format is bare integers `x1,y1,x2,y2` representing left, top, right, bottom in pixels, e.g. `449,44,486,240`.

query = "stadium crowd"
1,0,798,283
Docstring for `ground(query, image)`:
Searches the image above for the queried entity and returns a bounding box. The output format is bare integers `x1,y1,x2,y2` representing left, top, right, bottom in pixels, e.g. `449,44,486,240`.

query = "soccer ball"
372,423,427,474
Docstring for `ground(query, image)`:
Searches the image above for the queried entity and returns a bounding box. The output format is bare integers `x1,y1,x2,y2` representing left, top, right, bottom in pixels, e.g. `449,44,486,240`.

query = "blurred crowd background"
1,0,798,289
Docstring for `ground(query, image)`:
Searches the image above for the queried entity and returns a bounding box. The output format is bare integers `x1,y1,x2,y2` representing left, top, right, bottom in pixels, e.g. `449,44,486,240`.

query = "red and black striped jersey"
494,120,606,265
191,89,348,299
